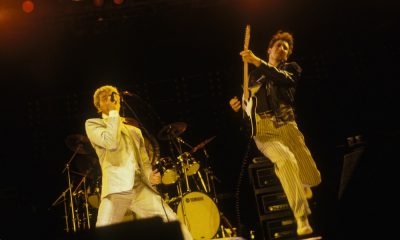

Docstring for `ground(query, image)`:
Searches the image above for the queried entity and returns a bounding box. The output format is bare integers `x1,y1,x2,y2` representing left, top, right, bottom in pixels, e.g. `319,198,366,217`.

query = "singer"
85,85,193,240
229,30,321,236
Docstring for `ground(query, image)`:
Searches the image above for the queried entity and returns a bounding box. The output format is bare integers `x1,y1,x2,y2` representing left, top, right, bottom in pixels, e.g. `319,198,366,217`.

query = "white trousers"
96,179,193,240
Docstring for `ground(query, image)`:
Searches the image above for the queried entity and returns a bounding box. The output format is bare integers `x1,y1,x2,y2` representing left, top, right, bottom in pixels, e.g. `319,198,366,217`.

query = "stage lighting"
113,0,124,5
22,0,34,14
93,0,104,7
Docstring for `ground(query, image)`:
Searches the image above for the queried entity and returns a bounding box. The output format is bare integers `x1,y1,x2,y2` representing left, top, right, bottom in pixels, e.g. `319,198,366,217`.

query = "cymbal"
192,136,216,153
65,134,93,155
157,122,187,140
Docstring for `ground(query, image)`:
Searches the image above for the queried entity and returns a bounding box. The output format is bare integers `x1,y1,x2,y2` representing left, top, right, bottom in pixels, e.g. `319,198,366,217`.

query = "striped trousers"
253,114,321,219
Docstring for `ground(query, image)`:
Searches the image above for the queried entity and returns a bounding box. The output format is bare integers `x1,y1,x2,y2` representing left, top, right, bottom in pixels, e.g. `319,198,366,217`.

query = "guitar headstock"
244,24,251,50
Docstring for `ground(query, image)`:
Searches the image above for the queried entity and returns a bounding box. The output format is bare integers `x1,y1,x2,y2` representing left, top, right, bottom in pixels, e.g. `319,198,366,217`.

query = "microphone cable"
234,137,253,236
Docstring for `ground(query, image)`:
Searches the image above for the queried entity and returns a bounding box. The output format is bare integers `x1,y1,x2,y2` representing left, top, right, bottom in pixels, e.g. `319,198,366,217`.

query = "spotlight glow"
22,1,34,14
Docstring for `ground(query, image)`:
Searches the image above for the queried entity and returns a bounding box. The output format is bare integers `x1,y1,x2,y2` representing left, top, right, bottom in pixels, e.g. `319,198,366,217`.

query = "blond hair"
93,85,119,113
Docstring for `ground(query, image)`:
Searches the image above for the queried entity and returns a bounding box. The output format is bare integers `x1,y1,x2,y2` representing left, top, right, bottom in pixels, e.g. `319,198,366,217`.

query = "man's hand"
229,96,242,112
149,169,161,185
104,93,121,115
240,49,262,67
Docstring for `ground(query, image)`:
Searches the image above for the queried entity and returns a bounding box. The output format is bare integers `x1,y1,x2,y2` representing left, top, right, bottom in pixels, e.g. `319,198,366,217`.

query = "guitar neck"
243,24,250,101
243,62,249,100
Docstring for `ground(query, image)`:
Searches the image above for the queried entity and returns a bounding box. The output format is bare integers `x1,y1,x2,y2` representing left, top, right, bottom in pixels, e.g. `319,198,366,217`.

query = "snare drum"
176,191,220,239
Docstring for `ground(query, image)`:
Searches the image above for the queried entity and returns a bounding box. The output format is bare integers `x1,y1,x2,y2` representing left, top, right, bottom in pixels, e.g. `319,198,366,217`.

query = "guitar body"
243,95,257,137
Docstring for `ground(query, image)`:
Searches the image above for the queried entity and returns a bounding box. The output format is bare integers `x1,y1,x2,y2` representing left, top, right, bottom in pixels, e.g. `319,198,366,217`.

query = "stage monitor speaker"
261,217,297,240
248,157,282,193
249,157,296,240
338,145,365,200
66,216,183,240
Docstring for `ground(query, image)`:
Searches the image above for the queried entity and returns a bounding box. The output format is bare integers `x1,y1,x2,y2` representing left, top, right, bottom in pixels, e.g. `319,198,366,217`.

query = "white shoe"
296,216,313,236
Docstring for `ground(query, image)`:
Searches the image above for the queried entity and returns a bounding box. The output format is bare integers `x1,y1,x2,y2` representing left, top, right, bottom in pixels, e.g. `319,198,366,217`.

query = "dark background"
0,0,399,239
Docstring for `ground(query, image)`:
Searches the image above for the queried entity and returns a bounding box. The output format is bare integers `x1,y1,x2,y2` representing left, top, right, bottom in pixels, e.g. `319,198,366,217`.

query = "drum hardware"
157,122,191,193
157,122,187,141
50,187,70,232
50,134,95,233
86,176,101,209
177,151,200,177
157,123,230,238
60,147,80,232
72,175,91,229
154,157,179,185
190,136,216,154
196,171,209,193
193,137,237,238
181,136,216,193
177,152,191,193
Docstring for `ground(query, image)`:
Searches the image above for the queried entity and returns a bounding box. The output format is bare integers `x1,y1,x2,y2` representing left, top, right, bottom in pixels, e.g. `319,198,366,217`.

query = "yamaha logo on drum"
185,196,204,203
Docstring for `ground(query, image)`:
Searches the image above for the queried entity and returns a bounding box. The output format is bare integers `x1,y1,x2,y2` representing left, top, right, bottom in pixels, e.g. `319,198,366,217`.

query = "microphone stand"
121,95,161,164
121,93,177,224
120,93,163,140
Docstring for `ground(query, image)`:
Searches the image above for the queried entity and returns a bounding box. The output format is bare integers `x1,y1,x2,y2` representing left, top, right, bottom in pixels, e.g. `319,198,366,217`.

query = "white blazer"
85,111,156,199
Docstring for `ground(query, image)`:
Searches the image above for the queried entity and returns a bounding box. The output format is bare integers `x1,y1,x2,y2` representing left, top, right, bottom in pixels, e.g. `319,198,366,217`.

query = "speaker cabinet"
248,157,296,240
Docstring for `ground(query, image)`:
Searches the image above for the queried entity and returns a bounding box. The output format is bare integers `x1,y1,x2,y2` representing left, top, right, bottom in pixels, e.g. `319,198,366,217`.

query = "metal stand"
51,144,81,233
61,147,81,233
72,176,91,229
51,187,70,232
201,146,237,238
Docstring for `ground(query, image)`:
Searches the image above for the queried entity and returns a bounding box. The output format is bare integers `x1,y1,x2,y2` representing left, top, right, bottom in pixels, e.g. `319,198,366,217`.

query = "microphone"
121,90,134,96
110,92,118,103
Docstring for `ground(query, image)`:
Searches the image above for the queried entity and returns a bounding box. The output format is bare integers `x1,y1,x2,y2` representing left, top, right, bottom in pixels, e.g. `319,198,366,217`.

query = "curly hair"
268,30,294,57
93,85,119,113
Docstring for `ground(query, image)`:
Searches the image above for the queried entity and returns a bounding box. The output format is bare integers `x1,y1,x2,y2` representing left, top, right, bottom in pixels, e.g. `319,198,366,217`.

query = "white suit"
85,110,192,240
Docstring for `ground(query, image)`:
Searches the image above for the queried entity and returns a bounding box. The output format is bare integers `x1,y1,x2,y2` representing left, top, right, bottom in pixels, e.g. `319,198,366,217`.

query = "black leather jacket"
248,61,302,122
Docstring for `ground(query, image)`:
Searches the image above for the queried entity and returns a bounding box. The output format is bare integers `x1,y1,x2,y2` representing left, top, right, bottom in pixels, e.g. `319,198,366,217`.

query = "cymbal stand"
61,145,82,233
167,133,193,228
202,147,218,202
177,152,191,193
72,176,91,230
196,170,209,193
202,148,237,237
176,137,209,193
51,187,70,232
164,132,186,190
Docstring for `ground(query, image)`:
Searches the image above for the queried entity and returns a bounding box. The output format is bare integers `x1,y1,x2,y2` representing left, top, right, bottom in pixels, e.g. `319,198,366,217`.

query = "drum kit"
155,122,229,239
51,121,235,239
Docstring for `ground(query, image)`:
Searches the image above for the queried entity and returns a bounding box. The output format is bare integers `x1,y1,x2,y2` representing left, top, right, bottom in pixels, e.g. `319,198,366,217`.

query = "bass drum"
176,192,220,239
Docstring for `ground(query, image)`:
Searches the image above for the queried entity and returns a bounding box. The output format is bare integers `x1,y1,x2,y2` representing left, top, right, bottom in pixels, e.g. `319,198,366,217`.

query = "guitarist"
229,30,321,236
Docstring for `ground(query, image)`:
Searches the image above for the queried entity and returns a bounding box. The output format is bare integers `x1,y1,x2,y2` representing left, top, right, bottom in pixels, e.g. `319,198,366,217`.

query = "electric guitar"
242,24,257,137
